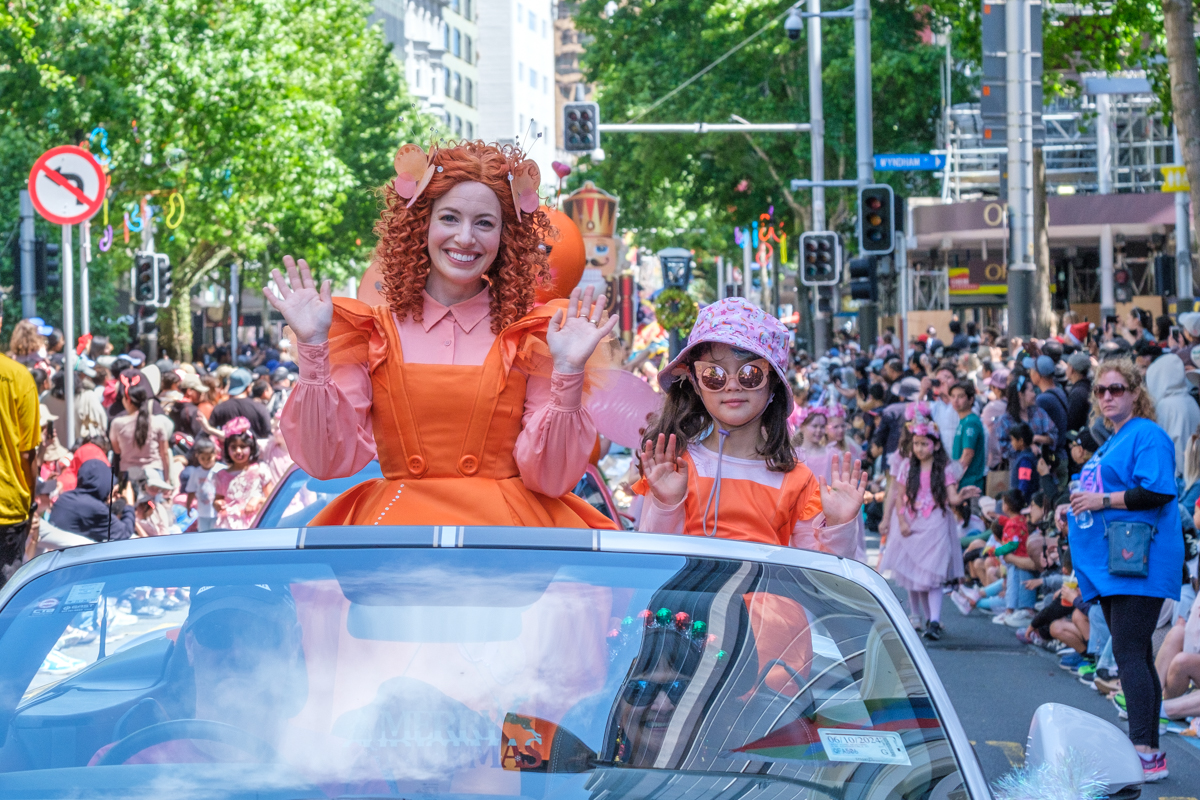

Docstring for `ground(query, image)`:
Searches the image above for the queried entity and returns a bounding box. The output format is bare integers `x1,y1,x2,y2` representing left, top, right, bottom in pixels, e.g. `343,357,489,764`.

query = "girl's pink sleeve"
281,341,378,479
514,368,598,497
791,516,861,560
637,495,686,534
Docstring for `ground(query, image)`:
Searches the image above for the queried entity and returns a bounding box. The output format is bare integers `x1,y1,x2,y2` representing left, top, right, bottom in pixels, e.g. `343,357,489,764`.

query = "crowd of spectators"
0,294,298,580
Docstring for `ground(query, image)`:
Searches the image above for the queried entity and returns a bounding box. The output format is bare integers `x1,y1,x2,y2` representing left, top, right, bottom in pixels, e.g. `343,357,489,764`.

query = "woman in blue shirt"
1069,358,1183,782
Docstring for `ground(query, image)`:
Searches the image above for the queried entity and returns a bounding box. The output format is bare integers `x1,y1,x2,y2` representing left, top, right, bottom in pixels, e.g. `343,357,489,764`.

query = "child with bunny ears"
635,298,867,559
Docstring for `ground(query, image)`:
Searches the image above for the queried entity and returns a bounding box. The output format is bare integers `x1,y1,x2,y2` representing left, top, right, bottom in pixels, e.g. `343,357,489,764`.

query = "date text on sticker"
818,729,911,765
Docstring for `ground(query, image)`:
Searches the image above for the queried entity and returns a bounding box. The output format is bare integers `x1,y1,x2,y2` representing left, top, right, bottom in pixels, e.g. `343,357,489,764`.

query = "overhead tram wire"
626,1,808,124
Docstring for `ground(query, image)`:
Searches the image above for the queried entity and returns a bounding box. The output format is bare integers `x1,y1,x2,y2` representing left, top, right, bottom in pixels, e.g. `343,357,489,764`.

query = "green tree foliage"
571,0,962,282
1,0,436,359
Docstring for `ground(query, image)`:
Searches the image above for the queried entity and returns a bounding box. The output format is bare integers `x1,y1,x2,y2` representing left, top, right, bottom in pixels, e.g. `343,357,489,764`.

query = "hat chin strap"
702,429,731,538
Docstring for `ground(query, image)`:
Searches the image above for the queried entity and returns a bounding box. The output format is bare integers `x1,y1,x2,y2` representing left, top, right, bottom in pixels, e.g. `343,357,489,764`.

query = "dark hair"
1008,421,1033,447
949,320,962,334
250,379,271,401
88,334,109,360
160,371,181,392
642,343,795,473
193,438,217,455
29,367,47,390
990,519,1005,537
949,380,976,400
1005,371,1030,420
967,321,978,336
126,382,154,448
868,382,885,401
1002,489,1025,515
1030,490,1046,510
905,431,950,514
1131,307,1151,331
222,431,260,465
73,433,110,453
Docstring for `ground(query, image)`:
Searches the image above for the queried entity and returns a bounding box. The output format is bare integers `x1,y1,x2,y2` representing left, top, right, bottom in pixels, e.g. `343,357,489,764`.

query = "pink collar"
419,288,491,334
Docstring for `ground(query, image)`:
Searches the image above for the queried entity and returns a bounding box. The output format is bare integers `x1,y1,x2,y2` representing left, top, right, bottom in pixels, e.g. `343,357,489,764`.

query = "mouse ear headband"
392,142,542,222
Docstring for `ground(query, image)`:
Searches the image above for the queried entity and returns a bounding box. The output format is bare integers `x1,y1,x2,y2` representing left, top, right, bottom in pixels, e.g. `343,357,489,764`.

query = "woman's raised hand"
818,451,868,526
263,256,333,345
547,286,620,374
639,433,689,508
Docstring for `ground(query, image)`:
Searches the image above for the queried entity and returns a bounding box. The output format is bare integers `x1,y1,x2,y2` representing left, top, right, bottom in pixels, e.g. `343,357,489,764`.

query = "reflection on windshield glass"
0,550,966,800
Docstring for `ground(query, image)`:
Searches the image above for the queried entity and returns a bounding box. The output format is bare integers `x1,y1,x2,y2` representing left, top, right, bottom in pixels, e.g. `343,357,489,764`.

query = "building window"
543,76,549,94
452,29,461,58
445,111,452,127
518,62,524,81
443,24,450,50
466,121,474,139
528,11,536,31
443,66,451,96
450,0,459,11
453,71,462,101
464,0,472,19
529,67,537,88
465,35,472,63
455,116,463,135
542,19,548,37
465,78,474,107
415,67,422,90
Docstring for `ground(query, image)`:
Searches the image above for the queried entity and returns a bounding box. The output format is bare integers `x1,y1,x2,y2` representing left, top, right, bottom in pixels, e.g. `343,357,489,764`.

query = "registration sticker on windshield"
60,583,104,613
818,729,911,765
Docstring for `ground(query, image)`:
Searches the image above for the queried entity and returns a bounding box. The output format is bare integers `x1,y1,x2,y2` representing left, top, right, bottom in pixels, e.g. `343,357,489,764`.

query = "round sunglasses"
692,360,769,391
622,678,690,707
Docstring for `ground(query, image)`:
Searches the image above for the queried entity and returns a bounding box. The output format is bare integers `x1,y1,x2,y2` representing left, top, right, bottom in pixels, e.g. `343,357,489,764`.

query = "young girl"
794,407,831,475
213,417,275,530
879,414,979,640
636,298,867,558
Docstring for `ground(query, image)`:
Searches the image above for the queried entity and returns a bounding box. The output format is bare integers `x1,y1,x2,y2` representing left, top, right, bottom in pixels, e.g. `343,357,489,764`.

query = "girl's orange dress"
282,296,615,530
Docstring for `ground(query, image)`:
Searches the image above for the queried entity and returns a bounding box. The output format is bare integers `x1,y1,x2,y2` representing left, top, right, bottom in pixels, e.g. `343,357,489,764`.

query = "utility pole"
854,0,881,347
1176,126,1194,302
18,191,36,318
808,0,832,353
1005,0,1035,335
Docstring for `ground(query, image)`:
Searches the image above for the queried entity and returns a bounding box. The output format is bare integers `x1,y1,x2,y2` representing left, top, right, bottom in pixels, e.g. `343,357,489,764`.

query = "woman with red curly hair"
267,140,619,528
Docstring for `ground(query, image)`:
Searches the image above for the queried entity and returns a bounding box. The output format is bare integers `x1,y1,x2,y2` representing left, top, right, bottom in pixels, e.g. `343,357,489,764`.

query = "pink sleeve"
513,368,598,497
637,495,686,534
280,341,378,480
791,516,861,560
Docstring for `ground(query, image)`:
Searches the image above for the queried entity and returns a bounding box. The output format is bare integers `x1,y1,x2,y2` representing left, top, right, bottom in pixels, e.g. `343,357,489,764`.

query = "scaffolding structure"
937,93,1175,202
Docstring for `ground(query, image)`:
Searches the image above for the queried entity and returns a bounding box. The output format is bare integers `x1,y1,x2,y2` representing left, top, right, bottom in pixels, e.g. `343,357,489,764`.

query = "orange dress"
295,299,615,529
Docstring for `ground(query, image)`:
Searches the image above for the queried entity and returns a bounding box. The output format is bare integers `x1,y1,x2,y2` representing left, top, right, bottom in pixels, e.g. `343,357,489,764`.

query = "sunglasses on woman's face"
1093,383,1129,398
693,360,769,391
622,678,689,707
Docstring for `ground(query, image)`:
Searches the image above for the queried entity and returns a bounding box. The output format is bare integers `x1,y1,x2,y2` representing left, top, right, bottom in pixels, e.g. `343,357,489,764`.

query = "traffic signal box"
848,256,877,302
858,184,895,255
799,231,841,286
563,102,600,152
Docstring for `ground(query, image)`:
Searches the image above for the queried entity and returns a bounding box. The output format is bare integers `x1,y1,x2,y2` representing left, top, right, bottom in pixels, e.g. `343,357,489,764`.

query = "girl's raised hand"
638,433,689,508
547,286,620,374
818,451,868,526
263,256,333,345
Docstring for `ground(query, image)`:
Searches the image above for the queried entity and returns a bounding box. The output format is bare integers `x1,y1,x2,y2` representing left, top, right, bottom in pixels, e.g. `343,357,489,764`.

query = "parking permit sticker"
818,729,911,765
61,583,104,614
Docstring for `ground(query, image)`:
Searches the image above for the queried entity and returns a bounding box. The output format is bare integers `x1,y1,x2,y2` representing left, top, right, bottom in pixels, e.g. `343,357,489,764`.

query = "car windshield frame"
0,527,991,800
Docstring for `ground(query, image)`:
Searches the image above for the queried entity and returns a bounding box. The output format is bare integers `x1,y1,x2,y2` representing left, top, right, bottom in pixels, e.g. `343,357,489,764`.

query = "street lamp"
658,247,693,288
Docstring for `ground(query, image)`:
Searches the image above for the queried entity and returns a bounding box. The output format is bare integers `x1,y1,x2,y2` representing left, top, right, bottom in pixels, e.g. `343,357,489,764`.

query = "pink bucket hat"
658,297,794,412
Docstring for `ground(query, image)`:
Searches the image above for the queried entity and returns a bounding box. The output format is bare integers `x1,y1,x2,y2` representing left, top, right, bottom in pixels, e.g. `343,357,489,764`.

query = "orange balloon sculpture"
535,206,587,303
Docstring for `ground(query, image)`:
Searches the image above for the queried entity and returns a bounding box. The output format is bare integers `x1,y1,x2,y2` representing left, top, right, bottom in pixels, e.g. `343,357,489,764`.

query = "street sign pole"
62,223,75,447
1005,0,1035,336
809,0,831,355
855,0,880,348
1176,126,1194,302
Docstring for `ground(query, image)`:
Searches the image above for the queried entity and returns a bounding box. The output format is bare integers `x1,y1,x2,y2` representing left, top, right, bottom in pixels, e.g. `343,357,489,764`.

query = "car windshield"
0,546,968,800
257,462,385,528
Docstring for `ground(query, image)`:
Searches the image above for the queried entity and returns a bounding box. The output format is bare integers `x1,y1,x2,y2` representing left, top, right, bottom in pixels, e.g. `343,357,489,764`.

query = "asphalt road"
920,599,1200,798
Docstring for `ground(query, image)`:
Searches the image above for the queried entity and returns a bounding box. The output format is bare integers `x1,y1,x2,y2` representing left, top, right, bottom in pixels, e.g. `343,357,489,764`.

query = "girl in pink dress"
213,417,275,530
879,413,979,641
824,407,867,561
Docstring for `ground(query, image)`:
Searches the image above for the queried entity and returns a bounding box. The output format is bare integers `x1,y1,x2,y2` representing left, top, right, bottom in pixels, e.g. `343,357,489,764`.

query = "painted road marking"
985,740,1025,768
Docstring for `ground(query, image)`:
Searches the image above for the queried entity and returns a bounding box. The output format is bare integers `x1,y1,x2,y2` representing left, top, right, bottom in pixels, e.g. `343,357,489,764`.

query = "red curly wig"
374,140,552,334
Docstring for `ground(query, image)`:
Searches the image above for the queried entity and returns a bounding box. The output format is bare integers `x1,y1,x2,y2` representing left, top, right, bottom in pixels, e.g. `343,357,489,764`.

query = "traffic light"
43,242,60,287
563,102,600,152
1113,266,1132,303
155,254,173,305
134,253,156,304
848,256,877,302
799,231,841,286
858,184,895,255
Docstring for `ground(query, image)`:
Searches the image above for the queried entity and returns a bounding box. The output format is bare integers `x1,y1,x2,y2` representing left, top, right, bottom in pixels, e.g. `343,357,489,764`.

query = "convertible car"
0,527,1142,799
